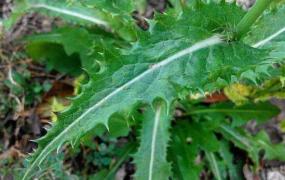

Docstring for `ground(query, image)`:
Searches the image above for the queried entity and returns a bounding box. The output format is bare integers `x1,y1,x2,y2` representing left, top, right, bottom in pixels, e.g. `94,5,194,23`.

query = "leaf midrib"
148,105,162,180
23,35,223,180
30,3,109,27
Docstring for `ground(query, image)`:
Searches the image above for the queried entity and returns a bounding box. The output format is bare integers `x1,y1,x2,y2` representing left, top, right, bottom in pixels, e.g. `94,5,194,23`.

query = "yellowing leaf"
224,84,254,105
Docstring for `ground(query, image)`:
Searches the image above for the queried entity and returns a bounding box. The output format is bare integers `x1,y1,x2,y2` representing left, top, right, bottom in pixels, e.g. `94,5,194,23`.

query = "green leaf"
134,101,172,180
108,116,131,138
23,3,281,179
245,5,285,47
168,121,203,180
218,140,242,180
252,77,285,101
244,4,285,60
169,119,241,180
205,152,223,180
25,27,100,74
205,147,240,180
218,125,260,164
90,170,108,180
188,102,280,126
176,95,281,179
26,42,82,76
219,125,285,165
187,101,281,166
25,27,94,56
80,0,136,16
4,0,137,41
169,119,221,180
253,131,285,161
186,121,220,152
25,27,132,75
87,143,135,180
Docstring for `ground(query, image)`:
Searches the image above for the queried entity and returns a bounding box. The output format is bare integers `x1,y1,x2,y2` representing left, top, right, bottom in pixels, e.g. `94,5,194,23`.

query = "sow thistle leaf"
4,0,104,28
169,121,222,180
134,101,172,180
219,125,285,164
168,121,203,180
23,3,282,179
80,0,136,16
188,102,280,127
245,4,285,59
4,0,137,41
25,27,112,74
252,131,285,161
23,34,222,180
205,141,242,180
179,101,282,178
245,5,285,47
26,42,82,76
205,152,223,180
217,140,242,180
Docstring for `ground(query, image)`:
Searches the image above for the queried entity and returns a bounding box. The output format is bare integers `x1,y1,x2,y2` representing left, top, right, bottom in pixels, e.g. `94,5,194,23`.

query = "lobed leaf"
219,125,285,164
3,0,138,41
134,101,172,180
218,140,242,180
22,2,285,179
169,121,206,180
179,100,283,178
25,27,117,75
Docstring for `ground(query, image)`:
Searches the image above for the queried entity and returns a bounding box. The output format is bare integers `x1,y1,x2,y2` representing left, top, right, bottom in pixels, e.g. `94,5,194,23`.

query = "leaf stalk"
235,0,272,39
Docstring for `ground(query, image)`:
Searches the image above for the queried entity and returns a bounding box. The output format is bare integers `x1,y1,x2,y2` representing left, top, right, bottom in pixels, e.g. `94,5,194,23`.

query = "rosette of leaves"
3,0,285,179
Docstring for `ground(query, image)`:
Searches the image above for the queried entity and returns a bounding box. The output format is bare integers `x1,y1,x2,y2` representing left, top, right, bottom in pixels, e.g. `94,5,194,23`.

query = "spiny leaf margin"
23,3,282,179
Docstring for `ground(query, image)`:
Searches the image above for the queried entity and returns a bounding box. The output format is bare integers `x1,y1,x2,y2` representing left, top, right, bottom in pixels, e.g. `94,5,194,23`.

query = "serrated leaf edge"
22,35,224,180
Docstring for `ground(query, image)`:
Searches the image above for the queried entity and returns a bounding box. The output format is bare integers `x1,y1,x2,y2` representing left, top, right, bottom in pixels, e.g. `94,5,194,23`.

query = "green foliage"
169,101,282,180
224,77,285,104
134,102,172,180
169,126,201,180
187,102,280,126
25,27,127,75
219,125,285,164
26,42,82,76
74,136,136,179
217,140,241,180
245,4,285,46
3,0,285,179
4,0,138,41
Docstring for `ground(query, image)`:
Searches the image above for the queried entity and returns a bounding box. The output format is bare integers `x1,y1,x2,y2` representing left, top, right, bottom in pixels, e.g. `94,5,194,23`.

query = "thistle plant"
3,0,285,179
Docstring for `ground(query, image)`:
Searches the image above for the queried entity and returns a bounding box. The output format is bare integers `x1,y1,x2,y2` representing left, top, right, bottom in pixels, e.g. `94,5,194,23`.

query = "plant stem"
235,0,272,39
